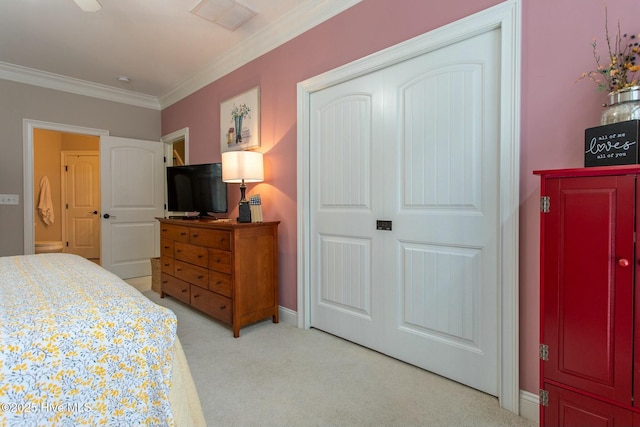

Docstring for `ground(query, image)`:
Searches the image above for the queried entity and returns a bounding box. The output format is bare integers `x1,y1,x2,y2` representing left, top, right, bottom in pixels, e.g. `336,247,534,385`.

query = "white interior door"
309,29,501,395
309,72,386,351
100,136,164,279
63,152,100,259
381,29,500,395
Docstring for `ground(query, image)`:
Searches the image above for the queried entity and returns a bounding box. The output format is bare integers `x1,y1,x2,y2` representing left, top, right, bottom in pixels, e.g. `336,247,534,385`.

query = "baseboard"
279,305,298,326
520,390,539,424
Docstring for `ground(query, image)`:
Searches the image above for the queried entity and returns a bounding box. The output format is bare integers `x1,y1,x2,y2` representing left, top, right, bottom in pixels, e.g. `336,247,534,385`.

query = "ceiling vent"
73,0,102,12
191,0,257,31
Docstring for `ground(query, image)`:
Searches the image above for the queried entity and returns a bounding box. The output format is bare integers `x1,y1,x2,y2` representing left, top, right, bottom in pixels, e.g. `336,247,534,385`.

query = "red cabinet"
544,384,633,427
535,166,640,426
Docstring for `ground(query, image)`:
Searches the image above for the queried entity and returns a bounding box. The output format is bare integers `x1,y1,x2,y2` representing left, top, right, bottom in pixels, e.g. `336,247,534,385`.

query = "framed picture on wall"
220,86,260,152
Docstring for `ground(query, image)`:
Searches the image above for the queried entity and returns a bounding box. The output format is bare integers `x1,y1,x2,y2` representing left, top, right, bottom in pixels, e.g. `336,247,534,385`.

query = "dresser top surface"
156,217,279,229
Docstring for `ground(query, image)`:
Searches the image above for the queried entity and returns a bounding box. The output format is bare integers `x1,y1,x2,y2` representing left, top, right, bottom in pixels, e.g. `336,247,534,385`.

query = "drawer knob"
164,263,170,267
215,280,222,285
162,280,168,284
198,255,203,258
220,305,226,310
215,258,221,263
177,249,182,253
181,289,187,293
193,233,199,238
180,232,187,236
163,245,169,249
193,293,199,298
177,268,182,272
198,275,204,279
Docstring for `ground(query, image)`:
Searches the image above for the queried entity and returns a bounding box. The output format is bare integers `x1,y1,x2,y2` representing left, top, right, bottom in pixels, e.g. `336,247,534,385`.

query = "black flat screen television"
166,163,227,219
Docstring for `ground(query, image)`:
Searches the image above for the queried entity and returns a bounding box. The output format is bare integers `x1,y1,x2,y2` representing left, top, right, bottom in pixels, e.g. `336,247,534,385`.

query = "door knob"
103,213,117,219
618,258,630,267
89,210,98,215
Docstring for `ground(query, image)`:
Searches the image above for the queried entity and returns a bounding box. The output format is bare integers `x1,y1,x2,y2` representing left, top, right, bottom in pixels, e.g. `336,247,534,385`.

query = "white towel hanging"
38,176,54,225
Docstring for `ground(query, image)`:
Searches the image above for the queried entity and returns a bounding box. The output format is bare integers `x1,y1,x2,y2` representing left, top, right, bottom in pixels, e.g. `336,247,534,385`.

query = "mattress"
0,253,205,426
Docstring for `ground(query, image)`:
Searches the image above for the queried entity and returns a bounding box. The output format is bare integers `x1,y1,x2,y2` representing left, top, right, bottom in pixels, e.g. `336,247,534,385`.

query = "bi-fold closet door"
309,29,502,395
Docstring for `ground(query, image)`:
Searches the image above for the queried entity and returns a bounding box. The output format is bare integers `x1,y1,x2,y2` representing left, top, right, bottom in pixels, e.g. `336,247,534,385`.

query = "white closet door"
310,28,501,395
382,28,501,395
309,72,386,351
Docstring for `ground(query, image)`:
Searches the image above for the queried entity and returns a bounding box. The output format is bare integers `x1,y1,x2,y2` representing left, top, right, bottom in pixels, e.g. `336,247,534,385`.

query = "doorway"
25,121,109,257
33,130,101,261
297,0,521,413
161,127,189,167
309,28,501,396
24,121,190,261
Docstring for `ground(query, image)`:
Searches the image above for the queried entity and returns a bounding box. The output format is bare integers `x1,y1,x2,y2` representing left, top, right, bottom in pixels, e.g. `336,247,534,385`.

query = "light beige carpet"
144,290,536,427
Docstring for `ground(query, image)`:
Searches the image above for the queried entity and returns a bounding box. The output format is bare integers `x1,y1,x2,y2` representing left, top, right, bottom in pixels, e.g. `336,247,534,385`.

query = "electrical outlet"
0,194,19,205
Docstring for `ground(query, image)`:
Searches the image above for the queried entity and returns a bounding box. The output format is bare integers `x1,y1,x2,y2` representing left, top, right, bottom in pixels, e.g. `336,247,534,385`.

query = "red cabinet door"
542,175,635,404
544,383,634,427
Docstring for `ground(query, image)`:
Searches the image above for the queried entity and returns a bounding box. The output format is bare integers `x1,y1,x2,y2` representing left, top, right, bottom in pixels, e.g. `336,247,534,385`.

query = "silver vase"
601,86,640,125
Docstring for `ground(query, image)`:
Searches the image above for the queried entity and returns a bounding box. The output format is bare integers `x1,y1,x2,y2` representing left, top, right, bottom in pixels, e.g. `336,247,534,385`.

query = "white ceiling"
0,0,359,109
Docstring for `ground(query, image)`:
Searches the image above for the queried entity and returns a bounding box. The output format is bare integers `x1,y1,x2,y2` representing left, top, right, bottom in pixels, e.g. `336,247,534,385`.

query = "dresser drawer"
209,249,232,274
190,286,232,325
160,238,174,258
160,256,174,275
160,223,189,242
209,271,232,297
174,242,208,268
190,228,231,250
161,273,190,304
174,260,208,288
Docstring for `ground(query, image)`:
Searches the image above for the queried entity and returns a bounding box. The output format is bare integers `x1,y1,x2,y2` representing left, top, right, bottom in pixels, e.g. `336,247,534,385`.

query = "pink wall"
520,0,640,392
162,0,640,396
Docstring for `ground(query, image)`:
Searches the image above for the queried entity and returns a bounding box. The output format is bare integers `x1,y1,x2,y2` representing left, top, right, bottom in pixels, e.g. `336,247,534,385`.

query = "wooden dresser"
157,217,279,337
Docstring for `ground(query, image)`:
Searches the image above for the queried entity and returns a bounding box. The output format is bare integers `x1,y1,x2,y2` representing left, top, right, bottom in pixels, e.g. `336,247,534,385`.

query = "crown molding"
0,61,161,110
0,0,360,111
158,0,362,108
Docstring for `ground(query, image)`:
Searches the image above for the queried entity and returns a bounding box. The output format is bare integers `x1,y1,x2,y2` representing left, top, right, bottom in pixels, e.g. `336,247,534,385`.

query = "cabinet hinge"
539,344,549,361
539,389,549,407
541,196,550,213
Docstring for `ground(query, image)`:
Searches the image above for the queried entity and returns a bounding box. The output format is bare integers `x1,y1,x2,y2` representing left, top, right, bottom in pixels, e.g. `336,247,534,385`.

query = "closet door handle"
618,258,630,267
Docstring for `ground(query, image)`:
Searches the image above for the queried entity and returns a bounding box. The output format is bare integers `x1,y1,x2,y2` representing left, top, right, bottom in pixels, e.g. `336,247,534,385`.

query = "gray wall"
0,79,161,256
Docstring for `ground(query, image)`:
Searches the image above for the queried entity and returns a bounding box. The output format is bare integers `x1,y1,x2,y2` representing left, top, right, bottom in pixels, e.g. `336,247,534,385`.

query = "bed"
0,253,206,426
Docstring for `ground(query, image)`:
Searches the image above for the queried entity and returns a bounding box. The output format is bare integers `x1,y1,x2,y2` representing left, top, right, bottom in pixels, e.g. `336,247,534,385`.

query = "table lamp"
221,150,264,223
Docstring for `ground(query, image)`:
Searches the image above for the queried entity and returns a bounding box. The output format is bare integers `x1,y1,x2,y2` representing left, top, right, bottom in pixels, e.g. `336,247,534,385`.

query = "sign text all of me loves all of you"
584,120,639,167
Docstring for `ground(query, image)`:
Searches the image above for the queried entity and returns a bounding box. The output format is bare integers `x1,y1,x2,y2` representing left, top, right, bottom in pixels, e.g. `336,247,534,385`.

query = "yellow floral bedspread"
0,254,178,426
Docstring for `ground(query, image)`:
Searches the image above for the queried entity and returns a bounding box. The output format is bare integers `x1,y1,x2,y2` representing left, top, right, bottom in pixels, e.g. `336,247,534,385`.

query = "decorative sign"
584,120,639,167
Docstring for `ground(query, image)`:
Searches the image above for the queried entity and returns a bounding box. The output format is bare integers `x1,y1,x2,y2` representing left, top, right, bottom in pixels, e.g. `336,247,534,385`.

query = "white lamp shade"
222,151,264,183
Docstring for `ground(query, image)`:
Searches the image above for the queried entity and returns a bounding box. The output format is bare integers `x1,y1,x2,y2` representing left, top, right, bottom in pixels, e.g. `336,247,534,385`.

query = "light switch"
0,194,19,205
